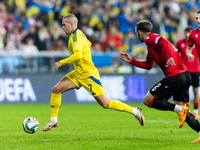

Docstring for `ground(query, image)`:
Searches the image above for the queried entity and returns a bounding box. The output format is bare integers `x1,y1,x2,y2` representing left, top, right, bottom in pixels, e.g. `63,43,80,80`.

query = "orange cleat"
193,137,200,143
177,106,189,128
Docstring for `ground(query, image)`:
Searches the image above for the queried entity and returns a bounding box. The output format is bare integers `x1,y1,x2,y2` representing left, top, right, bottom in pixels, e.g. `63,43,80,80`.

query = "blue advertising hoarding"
0,73,195,103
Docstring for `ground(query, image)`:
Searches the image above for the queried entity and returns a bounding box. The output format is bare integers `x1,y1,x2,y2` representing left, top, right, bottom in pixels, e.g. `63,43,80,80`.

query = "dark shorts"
190,72,200,87
149,71,191,103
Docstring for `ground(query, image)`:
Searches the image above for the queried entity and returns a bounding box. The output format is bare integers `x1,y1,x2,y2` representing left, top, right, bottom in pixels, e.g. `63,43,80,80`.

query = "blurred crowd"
0,0,200,74
0,0,200,54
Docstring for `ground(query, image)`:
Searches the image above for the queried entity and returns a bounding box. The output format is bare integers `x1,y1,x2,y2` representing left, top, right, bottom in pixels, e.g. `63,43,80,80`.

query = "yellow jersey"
60,28,99,79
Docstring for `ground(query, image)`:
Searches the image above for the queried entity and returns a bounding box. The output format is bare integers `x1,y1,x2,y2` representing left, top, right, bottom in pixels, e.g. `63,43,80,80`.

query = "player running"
177,26,200,119
120,20,200,143
43,14,145,131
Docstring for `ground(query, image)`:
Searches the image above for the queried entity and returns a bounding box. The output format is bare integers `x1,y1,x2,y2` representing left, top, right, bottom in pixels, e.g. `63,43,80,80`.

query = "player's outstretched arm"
120,52,154,70
186,46,194,62
120,52,132,63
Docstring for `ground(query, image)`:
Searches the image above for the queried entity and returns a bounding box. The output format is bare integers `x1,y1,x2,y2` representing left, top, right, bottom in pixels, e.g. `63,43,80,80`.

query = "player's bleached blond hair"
62,14,78,24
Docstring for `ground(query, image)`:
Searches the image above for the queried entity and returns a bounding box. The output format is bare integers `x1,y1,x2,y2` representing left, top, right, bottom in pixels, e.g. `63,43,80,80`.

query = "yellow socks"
109,99,133,114
50,93,62,117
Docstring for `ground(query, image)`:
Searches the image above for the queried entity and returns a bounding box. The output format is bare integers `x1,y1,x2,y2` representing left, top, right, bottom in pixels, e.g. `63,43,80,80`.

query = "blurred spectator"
91,42,102,52
102,25,124,51
50,21,63,41
6,27,23,51
118,6,136,34
53,0,63,23
22,25,42,50
151,9,161,34
38,26,49,50
185,0,200,10
112,57,132,74
133,53,148,74
123,30,135,53
0,23,6,51
132,44,147,58
22,38,39,59
161,17,176,44
51,39,67,51
179,10,189,37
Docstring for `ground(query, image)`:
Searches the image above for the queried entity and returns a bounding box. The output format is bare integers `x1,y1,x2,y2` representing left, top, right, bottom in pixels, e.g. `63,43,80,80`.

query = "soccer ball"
22,117,39,134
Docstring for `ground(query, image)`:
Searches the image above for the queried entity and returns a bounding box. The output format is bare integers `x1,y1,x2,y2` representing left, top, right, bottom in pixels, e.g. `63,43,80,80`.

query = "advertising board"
0,73,195,103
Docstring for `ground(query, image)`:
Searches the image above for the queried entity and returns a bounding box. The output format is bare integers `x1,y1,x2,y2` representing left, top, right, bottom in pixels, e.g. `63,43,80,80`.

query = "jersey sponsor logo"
195,34,198,38
151,83,161,92
155,37,160,44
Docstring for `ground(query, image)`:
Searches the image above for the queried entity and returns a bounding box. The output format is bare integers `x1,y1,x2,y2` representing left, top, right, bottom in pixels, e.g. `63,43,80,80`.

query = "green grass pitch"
0,102,199,150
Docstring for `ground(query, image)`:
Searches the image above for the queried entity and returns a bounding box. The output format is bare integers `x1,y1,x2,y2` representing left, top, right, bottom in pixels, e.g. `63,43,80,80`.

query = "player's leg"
174,71,200,142
144,72,189,128
143,91,175,111
144,92,188,127
174,101,200,143
193,86,199,118
80,75,145,126
94,92,145,126
43,71,79,131
190,72,200,118
50,76,77,121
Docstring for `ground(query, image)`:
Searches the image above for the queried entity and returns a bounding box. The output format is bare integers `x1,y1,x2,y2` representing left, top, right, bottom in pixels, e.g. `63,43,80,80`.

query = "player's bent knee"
52,86,61,94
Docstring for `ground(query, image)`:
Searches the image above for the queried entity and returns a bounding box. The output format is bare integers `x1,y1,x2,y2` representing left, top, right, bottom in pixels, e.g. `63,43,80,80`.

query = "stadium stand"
0,0,199,74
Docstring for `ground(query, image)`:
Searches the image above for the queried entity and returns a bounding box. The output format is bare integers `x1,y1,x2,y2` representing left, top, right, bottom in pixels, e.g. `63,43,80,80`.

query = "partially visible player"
177,26,200,119
120,20,200,143
43,14,145,131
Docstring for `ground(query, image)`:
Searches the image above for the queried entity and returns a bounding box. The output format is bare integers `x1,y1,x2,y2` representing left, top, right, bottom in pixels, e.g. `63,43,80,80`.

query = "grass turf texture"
0,102,199,150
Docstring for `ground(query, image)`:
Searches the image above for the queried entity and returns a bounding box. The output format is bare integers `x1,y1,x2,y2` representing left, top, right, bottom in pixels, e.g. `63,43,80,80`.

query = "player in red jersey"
187,11,200,63
177,26,200,119
120,20,200,143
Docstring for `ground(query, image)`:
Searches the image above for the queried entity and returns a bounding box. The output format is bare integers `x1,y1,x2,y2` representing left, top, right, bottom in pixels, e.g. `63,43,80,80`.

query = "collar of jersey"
73,28,78,34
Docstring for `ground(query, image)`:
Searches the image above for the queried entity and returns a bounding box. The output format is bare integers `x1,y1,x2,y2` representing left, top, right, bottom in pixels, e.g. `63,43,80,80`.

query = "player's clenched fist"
54,62,61,71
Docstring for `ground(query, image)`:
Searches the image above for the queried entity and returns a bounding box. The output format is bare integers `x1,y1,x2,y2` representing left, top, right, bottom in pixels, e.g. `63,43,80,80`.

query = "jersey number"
88,84,96,96
88,84,92,91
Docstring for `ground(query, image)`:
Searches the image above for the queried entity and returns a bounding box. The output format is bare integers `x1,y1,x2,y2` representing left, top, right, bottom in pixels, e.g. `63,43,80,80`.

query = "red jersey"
130,33,187,77
188,28,200,57
177,39,200,73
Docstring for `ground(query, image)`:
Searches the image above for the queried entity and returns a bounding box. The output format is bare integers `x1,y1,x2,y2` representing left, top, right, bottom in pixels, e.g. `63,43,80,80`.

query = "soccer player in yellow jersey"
43,14,145,131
